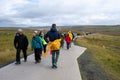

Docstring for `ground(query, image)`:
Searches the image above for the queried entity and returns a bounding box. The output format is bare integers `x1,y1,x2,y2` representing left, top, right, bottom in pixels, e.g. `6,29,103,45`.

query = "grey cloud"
0,17,26,27
0,0,120,27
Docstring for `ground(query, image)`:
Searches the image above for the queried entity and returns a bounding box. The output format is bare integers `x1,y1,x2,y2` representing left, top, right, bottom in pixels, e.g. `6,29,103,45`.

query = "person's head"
33,31,38,37
18,29,23,35
34,31,38,34
68,31,71,34
39,31,44,37
67,33,69,36
32,32,36,37
52,24,56,28
50,24,57,32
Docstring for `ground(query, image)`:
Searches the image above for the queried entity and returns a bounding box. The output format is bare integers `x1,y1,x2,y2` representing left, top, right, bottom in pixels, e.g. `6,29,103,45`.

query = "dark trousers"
34,48,42,62
52,50,60,66
43,45,47,53
60,42,64,48
66,42,70,49
16,48,27,62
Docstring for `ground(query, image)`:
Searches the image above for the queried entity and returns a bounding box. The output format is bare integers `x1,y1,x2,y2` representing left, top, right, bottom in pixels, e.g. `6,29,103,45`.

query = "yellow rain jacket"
42,39,61,58
50,39,61,50
69,32,73,40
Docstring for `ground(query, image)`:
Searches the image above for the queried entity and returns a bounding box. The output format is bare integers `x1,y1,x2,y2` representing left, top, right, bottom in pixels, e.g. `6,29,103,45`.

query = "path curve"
0,43,86,80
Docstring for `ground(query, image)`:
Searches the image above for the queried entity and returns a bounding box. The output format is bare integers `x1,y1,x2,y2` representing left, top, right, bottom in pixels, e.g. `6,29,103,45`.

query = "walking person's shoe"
54,63,58,68
52,64,55,68
35,60,40,64
52,65,57,69
38,60,40,63
39,58,41,63
52,65,55,68
54,65,58,68
24,59,27,62
35,60,38,64
35,61,38,64
15,62,21,65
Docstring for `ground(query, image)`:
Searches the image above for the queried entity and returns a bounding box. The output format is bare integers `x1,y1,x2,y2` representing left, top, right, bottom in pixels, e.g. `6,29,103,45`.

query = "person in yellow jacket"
68,31,73,40
68,31,73,48
45,24,61,69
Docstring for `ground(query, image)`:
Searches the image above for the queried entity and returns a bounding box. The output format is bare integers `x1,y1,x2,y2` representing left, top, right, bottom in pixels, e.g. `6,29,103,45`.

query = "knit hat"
34,31,38,34
18,29,23,32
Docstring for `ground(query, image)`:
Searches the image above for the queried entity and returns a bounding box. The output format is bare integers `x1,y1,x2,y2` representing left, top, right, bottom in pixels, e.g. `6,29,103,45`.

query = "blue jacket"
45,28,60,42
31,36,43,50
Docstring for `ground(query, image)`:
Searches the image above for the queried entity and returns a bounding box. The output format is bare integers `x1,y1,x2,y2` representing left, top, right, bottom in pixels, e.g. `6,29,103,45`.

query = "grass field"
68,25,120,36
75,34,120,80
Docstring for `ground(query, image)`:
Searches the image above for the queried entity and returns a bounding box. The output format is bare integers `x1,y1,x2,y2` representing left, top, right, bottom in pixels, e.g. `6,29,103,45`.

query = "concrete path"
0,44,86,80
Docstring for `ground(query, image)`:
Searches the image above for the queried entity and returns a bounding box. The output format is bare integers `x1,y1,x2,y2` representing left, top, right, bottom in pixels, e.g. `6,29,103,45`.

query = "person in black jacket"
14,29,28,64
45,24,61,68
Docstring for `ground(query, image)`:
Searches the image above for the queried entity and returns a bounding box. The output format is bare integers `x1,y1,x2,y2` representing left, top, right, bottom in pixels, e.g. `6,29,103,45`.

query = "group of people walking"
14,24,74,69
61,31,74,49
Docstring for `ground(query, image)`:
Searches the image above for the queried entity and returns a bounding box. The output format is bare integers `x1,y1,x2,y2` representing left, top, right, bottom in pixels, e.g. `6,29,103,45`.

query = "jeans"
52,50,60,66
16,48,27,63
60,42,64,48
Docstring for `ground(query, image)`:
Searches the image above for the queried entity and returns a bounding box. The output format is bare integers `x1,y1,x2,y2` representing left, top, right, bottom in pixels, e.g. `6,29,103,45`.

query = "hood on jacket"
50,28,57,32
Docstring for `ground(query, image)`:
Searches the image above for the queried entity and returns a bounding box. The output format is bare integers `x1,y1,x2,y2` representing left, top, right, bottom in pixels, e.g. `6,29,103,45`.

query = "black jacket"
14,33,28,49
45,28,60,42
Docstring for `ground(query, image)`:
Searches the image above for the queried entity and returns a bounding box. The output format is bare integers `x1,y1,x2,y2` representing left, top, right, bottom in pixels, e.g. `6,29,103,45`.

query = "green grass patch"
75,34,120,80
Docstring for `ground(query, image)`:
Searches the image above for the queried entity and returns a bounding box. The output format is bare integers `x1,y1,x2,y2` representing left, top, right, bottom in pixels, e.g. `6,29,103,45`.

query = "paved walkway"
0,44,86,80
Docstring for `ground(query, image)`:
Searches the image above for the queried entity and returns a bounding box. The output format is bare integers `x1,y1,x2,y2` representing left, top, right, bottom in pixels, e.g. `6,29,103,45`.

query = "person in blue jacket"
45,24,61,68
31,31,43,63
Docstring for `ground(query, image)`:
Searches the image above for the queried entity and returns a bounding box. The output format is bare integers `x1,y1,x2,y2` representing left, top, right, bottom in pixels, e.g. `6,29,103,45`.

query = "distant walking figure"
31,31,43,64
60,33,65,48
14,29,28,65
45,24,61,68
65,34,71,49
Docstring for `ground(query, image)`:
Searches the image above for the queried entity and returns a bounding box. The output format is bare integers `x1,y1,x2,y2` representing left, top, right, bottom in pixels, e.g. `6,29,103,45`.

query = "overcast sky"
0,0,120,27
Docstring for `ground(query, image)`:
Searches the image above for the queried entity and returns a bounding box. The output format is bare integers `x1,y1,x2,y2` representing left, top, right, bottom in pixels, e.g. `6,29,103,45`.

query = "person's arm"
38,37,44,50
44,32,50,43
58,32,61,39
14,36,17,49
44,36,49,43
44,32,48,39
31,39,34,51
